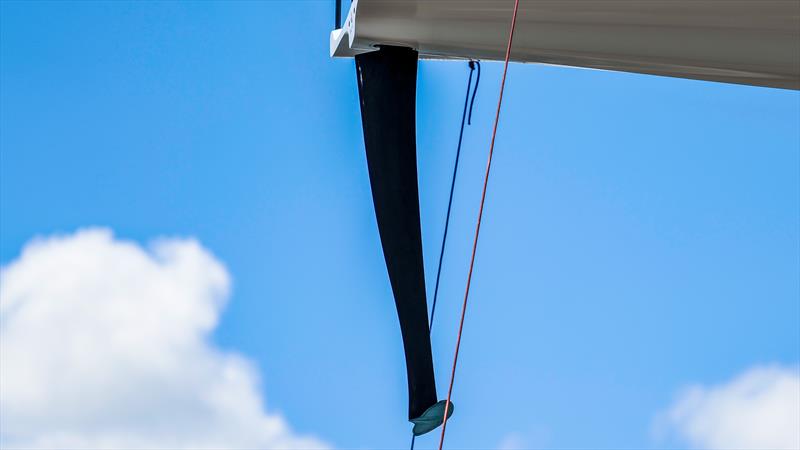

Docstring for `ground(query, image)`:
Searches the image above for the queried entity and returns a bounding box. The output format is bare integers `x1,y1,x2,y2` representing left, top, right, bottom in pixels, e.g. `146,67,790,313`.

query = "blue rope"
428,60,480,332
468,61,481,125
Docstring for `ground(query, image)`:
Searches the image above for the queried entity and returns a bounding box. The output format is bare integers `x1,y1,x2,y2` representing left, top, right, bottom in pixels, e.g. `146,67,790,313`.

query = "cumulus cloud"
655,365,800,450
495,426,550,450
0,228,328,449
496,433,527,450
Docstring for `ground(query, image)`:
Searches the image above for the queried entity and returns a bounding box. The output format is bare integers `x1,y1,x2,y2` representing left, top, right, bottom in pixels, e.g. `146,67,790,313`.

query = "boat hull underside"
333,0,800,89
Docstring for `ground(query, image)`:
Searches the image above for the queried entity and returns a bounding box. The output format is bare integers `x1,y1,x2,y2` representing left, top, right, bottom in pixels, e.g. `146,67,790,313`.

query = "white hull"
331,0,800,89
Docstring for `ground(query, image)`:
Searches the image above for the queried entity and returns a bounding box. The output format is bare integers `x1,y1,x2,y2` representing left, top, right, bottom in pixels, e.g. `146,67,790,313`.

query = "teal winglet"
410,400,455,436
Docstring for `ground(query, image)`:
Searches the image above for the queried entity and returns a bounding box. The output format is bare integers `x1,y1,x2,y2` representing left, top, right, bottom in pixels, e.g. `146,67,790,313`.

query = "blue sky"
1,1,798,449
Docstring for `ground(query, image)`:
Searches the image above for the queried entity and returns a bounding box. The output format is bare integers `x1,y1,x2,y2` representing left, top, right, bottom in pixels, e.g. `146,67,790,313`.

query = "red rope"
437,0,521,448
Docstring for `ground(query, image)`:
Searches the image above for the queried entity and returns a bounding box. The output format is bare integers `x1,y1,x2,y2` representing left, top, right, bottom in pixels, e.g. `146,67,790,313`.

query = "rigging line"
437,0,521,449
467,61,481,125
428,60,478,333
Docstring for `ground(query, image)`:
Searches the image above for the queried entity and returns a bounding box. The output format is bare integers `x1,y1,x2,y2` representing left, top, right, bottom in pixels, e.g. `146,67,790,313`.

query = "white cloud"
497,432,527,450
0,228,328,449
656,365,800,450
495,426,550,450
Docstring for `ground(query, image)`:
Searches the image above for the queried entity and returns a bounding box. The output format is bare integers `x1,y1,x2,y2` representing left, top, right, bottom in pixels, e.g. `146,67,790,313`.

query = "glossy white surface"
331,0,800,89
